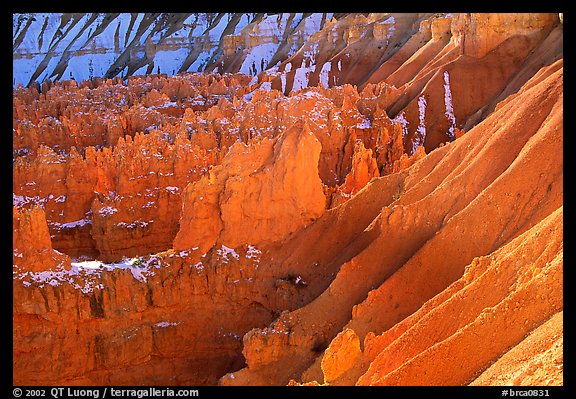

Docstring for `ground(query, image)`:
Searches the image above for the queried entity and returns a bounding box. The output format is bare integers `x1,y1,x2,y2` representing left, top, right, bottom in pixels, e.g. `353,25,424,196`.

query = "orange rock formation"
13,12,563,390
174,120,326,253
219,58,563,386
13,205,71,273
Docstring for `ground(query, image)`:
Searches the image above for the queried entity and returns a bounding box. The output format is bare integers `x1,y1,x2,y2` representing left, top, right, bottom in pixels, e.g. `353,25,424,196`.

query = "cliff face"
13,72,426,386
13,12,562,387
12,13,330,87
174,119,326,254
13,205,71,273
219,58,563,386
14,12,562,154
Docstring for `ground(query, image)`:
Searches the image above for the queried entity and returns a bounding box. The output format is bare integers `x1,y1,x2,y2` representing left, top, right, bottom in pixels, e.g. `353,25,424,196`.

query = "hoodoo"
13,12,562,388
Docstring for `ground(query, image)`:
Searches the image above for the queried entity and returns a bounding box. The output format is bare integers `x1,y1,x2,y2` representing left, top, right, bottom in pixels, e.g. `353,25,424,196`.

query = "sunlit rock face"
13,12,563,387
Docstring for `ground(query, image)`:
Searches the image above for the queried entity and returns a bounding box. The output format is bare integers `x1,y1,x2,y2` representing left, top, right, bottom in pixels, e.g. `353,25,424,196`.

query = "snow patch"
443,71,456,141
292,59,313,92
115,220,151,229
192,261,204,271
155,321,179,328
382,14,397,42
178,249,191,257
240,42,280,76
319,61,331,88
259,81,272,92
356,118,371,129
98,206,118,217
292,43,318,92
383,15,396,25
71,256,161,283
246,245,262,260
55,217,92,230
413,95,427,153
13,193,44,207
217,244,240,263
13,255,164,293
392,112,409,138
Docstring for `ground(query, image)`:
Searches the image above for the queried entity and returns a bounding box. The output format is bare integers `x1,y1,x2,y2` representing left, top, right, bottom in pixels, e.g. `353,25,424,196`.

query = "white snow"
356,118,371,129
319,61,331,88
12,55,44,87
192,261,204,271
443,71,456,141
383,15,396,42
69,256,161,283
13,14,55,54
13,193,38,207
187,51,212,72
233,13,253,35
291,43,318,92
98,206,118,217
239,42,279,76
288,13,303,31
292,58,313,92
118,14,142,47
246,245,262,260
413,95,427,153
133,65,148,76
13,262,100,293
73,260,102,269
13,12,330,87
206,14,229,42
303,13,323,33
57,217,92,229
93,13,135,50
243,91,255,102
116,220,151,229
254,13,290,38
155,321,179,328
259,81,272,91
383,15,395,25
216,244,240,263
392,112,409,138
188,14,212,37
280,62,292,93
152,48,188,75
280,74,287,93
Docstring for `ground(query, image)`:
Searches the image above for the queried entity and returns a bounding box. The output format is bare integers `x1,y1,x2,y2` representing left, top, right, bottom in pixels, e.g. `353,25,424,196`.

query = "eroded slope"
13,12,563,387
